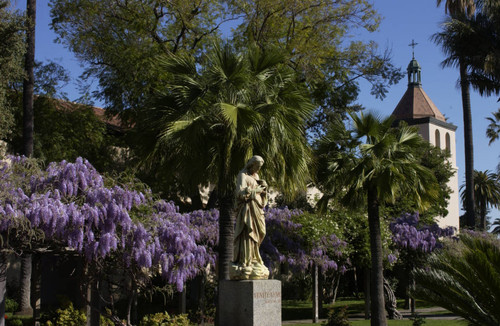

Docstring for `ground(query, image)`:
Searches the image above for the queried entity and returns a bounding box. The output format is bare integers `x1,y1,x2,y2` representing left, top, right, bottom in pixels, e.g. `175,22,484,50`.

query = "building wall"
416,123,460,230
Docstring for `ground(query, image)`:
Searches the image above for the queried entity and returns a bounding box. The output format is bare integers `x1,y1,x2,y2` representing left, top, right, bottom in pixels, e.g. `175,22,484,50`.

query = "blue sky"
11,0,500,220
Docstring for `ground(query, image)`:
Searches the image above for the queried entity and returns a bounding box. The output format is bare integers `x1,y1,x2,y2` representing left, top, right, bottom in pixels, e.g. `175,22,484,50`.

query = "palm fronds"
413,232,500,326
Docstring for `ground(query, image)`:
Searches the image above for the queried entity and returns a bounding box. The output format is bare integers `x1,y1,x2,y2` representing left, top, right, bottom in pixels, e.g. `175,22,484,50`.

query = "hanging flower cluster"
261,207,347,273
0,156,213,291
389,212,455,253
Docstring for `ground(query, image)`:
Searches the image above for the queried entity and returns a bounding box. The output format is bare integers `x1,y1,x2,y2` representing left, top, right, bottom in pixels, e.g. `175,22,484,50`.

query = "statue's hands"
255,185,266,194
259,180,268,189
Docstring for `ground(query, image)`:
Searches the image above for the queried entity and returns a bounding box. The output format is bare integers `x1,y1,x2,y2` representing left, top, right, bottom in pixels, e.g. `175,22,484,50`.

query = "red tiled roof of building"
391,85,446,122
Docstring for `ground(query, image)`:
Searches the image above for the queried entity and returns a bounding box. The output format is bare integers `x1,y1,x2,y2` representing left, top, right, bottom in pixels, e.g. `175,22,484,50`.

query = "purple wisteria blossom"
0,156,212,291
261,207,347,274
389,212,455,254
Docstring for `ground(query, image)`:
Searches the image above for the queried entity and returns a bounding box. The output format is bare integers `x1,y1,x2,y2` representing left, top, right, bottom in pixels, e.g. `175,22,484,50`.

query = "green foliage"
412,232,500,326
50,0,226,113
5,297,19,312
5,318,23,326
409,314,426,326
7,95,122,172
486,108,500,145
459,169,500,229
49,0,403,135
0,1,24,140
52,302,86,326
322,305,351,326
139,312,191,326
133,44,314,198
294,213,339,243
382,136,454,222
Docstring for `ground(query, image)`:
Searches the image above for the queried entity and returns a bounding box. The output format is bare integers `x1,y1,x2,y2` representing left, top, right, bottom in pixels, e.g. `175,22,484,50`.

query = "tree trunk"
0,252,7,326
215,193,234,326
23,0,36,157
87,279,100,326
363,268,370,320
217,193,234,281
31,253,41,323
367,189,387,326
126,288,136,326
460,58,475,229
330,273,341,305
19,1,36,317
312,263,319,323
480,200,487,231
318,266,323,317
17,254,33,315
353,267,359,299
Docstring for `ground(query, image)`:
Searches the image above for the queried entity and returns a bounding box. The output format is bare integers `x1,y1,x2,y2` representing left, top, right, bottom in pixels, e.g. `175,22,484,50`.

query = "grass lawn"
289,320,467,326
282,297,461,325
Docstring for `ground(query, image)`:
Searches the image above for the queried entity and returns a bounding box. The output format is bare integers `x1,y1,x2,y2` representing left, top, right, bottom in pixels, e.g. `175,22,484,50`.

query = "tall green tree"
492,218,500,234
49,0,403,130
433,15,476,228
0,1,24,142
460,170,500,230
19,0,36,317
133,44,313,285
320,113,439,325
486,108,500,144
435,0,500,228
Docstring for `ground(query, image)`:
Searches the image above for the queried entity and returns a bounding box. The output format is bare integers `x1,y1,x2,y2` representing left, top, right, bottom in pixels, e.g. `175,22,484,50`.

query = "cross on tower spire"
409,39,418,59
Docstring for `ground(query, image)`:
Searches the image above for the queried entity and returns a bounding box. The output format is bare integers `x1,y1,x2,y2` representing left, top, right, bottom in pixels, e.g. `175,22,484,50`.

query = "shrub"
6,318,23,326
5,298,19,312
139,312,191,326
52,303,86,326
413,232,500,326
322,305,351,326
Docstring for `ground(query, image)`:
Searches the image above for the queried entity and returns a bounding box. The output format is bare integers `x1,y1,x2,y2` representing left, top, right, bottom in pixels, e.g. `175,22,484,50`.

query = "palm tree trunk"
217,193,234,281
367,189,387,326
364,268,370,320
23,0,36,157
19,1,36,317
459,58,475,229
480,200,487,231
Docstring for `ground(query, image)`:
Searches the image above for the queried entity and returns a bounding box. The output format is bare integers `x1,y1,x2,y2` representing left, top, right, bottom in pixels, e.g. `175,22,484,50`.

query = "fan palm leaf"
133,43,314,283
413,233,500,325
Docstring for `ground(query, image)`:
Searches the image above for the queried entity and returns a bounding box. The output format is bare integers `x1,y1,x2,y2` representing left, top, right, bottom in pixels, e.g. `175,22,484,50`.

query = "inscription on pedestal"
219,279,281,326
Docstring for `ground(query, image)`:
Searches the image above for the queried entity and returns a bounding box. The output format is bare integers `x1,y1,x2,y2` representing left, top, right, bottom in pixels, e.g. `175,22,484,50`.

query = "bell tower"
391,47,460,230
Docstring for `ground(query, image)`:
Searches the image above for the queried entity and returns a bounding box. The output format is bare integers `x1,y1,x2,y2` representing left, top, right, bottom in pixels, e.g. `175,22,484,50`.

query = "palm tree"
492,218,500,234
412,232,500,326
18,0,36,317
435,0,500,229
486,108,500,144
134,44,314,281
460,170,500,230
322,113,439,326
433,16,477,228
436,0,475,17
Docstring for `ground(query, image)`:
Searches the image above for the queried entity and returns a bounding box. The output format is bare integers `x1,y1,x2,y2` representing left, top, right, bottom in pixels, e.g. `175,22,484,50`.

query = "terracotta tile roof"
391,85,446,122
54,98,124,129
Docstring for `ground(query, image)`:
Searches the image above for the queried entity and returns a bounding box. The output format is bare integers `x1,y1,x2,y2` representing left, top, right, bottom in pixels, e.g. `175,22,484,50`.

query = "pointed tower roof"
391,57,446,122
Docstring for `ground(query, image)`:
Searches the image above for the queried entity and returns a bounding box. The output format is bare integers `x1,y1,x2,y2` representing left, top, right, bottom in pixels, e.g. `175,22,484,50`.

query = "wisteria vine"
389,212,455,254
1,156,347,290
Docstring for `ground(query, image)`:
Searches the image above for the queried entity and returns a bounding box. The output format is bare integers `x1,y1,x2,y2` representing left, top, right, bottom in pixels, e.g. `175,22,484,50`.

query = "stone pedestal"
219,279,281,326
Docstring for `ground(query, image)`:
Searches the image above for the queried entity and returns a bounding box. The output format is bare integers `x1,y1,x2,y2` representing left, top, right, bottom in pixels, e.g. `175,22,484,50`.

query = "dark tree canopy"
49,0,403,133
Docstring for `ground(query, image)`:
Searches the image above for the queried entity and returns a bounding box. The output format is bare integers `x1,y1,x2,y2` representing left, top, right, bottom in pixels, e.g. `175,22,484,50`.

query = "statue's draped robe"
230,171,269,280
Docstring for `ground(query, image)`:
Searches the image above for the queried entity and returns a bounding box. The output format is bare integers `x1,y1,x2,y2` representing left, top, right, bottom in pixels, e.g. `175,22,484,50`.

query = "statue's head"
245,155,264,174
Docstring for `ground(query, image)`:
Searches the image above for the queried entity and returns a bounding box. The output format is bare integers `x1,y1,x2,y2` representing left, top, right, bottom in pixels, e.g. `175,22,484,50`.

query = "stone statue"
230,155,270,280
